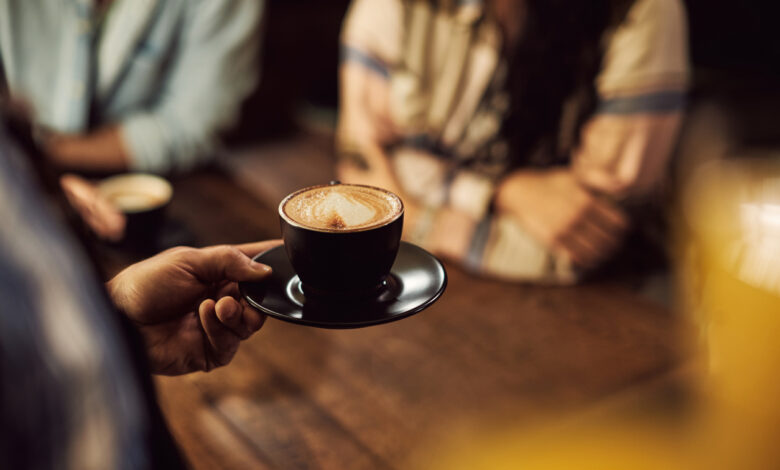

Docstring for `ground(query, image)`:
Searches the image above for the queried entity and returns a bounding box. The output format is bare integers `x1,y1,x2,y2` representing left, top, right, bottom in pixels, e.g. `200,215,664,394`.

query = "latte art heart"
283,185,402,231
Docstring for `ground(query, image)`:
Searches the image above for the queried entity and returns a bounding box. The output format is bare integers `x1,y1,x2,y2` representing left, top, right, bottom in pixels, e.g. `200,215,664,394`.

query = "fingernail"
251,261,272,274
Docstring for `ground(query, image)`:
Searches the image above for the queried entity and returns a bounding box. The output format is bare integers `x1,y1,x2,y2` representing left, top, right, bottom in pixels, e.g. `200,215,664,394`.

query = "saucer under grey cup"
240,242,447,329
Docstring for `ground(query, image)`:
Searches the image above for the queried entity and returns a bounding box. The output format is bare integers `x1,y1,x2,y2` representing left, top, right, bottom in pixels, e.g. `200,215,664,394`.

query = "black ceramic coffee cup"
97,173,173,251
279,182,404,298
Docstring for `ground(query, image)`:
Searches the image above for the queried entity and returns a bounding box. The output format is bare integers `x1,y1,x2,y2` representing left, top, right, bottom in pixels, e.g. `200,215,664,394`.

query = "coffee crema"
282,184,403,231
106,192,168,212
97,173,173,213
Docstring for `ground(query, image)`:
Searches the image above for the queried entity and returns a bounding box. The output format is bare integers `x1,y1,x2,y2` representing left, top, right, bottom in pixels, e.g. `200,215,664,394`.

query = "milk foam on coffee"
97,173,172,213
107,192,167,212
283,185,402,231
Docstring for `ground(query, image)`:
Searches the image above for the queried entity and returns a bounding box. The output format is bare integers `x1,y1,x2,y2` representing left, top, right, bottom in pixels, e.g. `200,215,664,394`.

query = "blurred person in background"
0,0,263,174
0,112,277,468
337,0,689,283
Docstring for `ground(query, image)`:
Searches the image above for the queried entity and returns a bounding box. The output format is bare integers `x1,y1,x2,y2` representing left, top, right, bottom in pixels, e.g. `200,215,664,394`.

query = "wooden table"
100,146,687,470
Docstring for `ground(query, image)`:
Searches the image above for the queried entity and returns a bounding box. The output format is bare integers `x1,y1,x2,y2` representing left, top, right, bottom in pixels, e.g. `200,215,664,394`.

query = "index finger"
589,199,629,233
234,239,283,258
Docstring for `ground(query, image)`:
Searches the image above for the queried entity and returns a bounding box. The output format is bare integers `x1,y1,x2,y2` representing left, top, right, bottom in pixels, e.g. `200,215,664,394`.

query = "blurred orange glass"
411,157,780,469
681,156,780,469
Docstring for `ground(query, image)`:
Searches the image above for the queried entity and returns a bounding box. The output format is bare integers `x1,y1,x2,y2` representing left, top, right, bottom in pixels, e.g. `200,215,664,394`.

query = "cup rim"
97,173,173,214
278,182,405,233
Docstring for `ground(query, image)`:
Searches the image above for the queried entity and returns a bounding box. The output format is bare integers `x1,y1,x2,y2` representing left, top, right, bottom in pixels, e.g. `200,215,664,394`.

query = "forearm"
342,144,578,282
494,167,540,216
494,166,613,220
45,126,131,172
416,192,577,284
571,113,684,201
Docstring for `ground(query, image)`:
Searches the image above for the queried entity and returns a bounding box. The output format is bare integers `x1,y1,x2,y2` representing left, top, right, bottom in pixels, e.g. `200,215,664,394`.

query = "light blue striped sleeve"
122,0,264,173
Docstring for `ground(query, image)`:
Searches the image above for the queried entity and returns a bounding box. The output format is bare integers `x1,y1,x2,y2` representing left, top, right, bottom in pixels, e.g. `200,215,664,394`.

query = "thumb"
193,245,273,283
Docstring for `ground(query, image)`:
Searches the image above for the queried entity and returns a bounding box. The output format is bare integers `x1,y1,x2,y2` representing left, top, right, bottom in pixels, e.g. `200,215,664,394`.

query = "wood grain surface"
98,138,687,470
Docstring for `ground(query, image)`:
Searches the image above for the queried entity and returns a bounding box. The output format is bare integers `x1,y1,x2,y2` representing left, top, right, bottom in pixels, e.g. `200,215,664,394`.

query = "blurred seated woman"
0,0,262,174
337,0,689,283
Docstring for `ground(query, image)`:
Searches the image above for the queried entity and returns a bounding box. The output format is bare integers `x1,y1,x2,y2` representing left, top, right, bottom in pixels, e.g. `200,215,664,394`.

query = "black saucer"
239,242,447,329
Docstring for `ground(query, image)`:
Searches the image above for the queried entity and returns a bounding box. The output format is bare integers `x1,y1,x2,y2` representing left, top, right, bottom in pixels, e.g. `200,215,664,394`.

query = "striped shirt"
338,0,689,283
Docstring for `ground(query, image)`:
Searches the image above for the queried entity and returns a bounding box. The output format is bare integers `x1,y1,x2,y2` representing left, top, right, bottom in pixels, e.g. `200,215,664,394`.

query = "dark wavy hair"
502,0,636,167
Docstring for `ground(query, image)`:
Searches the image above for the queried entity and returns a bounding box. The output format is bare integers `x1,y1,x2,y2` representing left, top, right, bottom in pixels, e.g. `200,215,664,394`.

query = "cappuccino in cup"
279,183,404,297
98,174,172,213
281,184,402,232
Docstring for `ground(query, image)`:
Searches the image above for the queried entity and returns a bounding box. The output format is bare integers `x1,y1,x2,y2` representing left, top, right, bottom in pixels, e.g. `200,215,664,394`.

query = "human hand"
43,126,130,172
495,168,628,268
60,174,127,241
107,240,282,375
